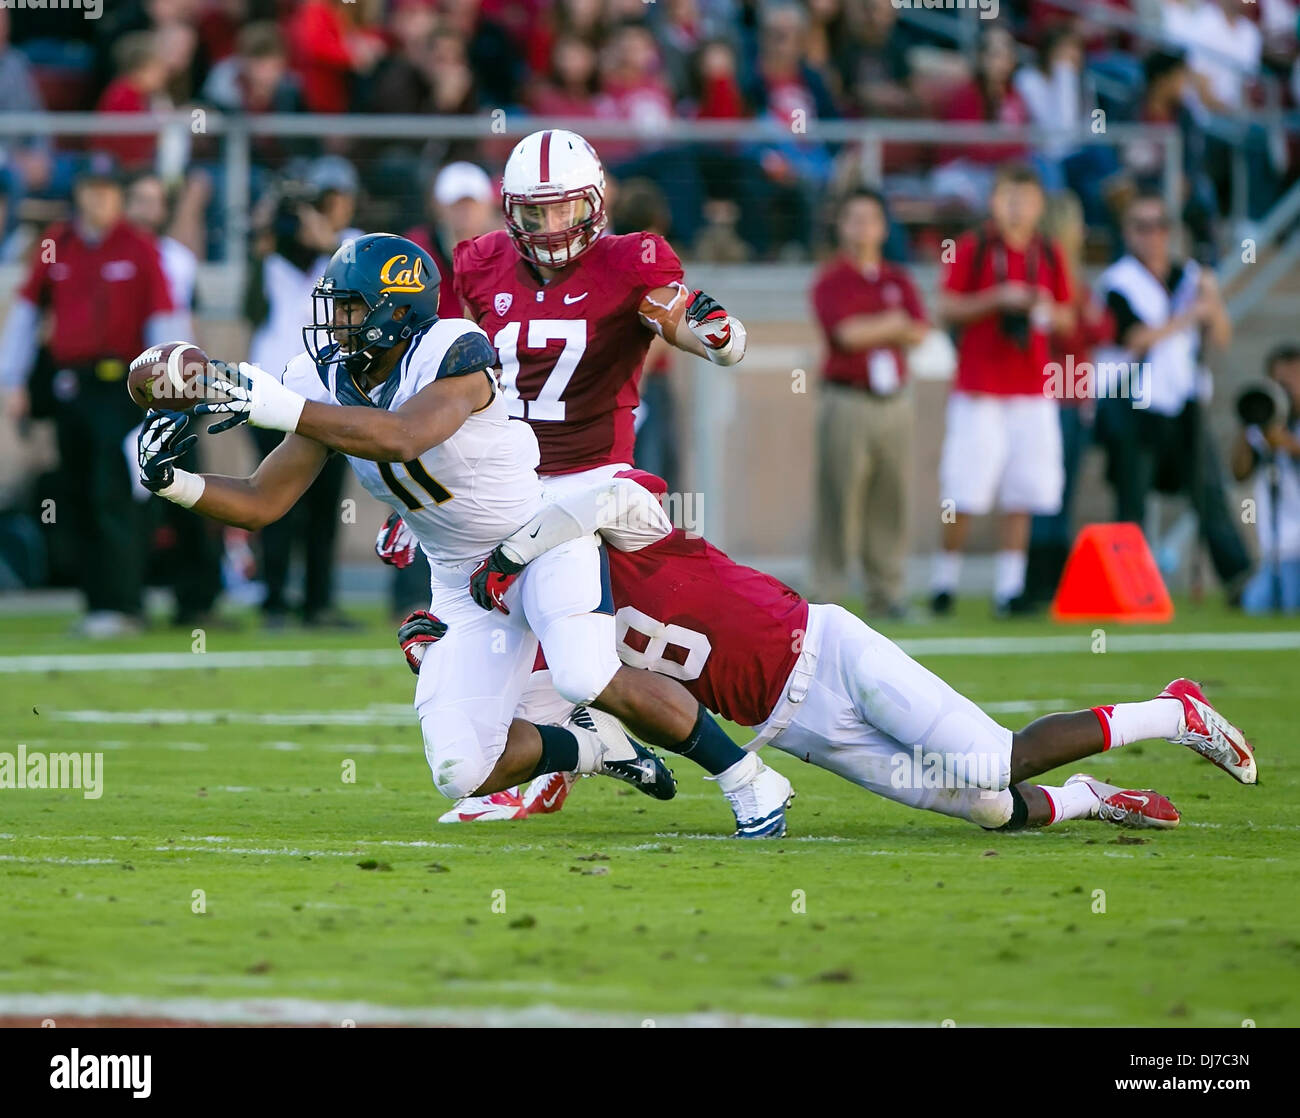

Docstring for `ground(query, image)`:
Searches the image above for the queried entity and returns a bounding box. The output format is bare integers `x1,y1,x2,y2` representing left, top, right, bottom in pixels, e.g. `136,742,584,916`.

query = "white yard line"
0,649,393,674
45,708,413,726
0,991,928,1028
3,630,1299,677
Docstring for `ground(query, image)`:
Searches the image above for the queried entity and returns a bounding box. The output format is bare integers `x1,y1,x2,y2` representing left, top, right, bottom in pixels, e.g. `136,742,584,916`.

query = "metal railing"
0,111,1183,316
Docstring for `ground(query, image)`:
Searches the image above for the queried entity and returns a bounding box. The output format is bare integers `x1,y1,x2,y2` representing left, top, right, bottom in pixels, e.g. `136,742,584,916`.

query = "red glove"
684,289,733,350
469,545,524,613
397,610,447,675
375,512,417,569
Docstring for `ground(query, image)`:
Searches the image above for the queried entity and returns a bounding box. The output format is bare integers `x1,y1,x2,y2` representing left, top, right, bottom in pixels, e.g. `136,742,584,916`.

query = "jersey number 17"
494,320,588,422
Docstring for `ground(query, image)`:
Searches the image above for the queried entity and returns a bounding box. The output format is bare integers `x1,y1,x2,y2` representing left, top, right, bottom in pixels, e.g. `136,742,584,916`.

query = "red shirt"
454,230,684,475
20,221,172,366
93,79,155,170
811,257,926,391
288,1,357,113
606,471,807,727
942,228,1071,396
939,80,1030,165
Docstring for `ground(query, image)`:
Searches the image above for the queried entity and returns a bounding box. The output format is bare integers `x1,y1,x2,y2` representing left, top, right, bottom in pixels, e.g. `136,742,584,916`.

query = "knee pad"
420,707,496,800
540,614,620,705
966,788,1015,830
547,655,619,706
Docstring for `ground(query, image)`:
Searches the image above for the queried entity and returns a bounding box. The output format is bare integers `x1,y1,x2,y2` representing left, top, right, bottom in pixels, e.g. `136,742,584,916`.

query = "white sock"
1040,781,1099,824
712,751,759,793
993,549,1027,604
567,719,635,774
931,550,961,594
1092,698,1183,750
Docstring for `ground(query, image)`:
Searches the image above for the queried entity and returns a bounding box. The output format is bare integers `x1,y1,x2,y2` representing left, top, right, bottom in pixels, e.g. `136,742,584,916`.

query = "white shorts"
938,392,1064,516
414,534,620,800
753,604,1015,823
540,462,633,498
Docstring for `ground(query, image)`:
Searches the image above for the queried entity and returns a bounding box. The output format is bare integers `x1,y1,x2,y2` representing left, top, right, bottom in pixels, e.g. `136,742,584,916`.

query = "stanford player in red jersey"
387,471,1256,833
453,128,745,479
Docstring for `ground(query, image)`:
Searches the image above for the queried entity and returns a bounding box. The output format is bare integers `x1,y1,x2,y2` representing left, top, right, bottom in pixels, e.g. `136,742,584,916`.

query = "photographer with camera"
1094,189,1250,602
243,165,362,629
931,163,1075,616
1231,345,1300,613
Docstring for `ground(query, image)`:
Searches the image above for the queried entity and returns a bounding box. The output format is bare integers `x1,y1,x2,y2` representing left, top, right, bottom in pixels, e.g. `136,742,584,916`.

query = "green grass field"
1,601,1296,1026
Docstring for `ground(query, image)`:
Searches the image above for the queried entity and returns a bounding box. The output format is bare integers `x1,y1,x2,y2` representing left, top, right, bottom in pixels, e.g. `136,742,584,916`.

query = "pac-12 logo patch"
494,292,513,316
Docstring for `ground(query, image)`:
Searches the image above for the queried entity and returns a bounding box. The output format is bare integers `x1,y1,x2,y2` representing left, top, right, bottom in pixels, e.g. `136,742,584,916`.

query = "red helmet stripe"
539,130,552,182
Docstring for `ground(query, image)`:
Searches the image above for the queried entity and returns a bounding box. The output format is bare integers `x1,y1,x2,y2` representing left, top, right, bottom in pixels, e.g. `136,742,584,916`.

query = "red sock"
1092,705,1115,751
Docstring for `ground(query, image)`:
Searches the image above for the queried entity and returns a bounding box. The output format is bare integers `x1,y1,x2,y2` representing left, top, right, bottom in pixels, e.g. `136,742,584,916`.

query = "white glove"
683,289,746,366
195,361,307,433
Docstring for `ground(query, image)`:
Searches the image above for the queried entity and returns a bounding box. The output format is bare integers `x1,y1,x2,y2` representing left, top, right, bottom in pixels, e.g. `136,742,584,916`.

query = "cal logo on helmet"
379,254,426,294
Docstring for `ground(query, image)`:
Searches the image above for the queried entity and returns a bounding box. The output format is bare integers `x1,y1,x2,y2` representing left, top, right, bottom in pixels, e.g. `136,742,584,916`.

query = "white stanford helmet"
501,128,608,268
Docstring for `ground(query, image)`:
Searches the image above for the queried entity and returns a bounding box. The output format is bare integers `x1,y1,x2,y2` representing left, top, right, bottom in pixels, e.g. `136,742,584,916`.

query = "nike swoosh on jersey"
563,292,588,304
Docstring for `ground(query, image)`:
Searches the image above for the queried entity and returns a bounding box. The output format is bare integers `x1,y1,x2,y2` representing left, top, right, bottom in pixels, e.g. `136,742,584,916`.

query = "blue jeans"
1240,559,1300,613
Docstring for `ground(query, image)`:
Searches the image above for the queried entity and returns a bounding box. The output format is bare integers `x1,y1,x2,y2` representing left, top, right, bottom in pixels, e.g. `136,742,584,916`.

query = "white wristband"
156,468,206,509
239,361,308,433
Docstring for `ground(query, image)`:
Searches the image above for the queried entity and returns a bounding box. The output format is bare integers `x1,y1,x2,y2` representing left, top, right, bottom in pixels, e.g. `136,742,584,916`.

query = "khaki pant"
813,382,913,611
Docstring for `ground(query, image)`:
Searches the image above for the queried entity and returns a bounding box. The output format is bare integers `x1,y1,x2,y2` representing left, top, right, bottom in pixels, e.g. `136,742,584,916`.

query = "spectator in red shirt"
934,26,1032,210
0,169,176,636
93,32,173,172
932,163,1075,616
811,189,928,616
597,22,706,246
287,0,383,114
527,35,601,116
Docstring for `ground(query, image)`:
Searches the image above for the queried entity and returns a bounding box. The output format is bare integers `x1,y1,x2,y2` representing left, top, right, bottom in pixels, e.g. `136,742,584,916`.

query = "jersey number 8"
615,605,712,682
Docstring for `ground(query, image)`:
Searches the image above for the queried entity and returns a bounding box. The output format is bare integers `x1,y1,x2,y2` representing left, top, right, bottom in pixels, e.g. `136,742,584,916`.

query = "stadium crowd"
0,1,1298,631
1,1,1299,260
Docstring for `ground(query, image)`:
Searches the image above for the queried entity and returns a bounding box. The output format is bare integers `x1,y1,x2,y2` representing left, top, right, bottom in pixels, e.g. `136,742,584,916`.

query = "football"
127,341,216,411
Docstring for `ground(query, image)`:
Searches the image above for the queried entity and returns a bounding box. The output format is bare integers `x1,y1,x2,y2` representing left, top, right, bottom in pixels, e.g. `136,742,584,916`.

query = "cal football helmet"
303,233,441,377
501,129,608,268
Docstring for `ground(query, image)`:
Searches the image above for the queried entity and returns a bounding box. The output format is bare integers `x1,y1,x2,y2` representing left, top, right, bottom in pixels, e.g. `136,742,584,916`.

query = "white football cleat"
437,788,528,823
1065,773,1181,829
521,771,576,815
569,706,677,800
713,753,794,838
1159,678,1257,785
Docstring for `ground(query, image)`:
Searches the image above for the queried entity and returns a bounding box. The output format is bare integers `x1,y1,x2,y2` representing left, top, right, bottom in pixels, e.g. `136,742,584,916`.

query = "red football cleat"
521,771,576,816
1159,678,1257,785
437,788,528,823
1066,774,1181,829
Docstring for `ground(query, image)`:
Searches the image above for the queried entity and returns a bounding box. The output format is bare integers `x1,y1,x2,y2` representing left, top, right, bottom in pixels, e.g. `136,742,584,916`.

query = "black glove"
469,545,525,613
397,610,449,675
137,410,197,493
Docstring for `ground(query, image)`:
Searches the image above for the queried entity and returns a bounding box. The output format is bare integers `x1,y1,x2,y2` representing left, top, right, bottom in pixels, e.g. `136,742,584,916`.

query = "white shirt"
1163,0,1261,111
282,318,543,567
158,234,197,340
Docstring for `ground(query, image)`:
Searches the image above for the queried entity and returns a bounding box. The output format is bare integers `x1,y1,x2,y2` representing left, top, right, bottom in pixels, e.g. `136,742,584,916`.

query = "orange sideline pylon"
1050,523,1175,623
